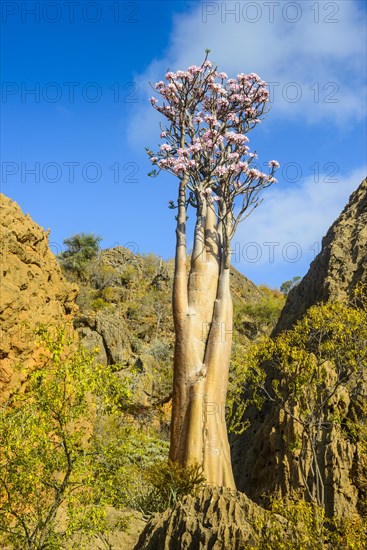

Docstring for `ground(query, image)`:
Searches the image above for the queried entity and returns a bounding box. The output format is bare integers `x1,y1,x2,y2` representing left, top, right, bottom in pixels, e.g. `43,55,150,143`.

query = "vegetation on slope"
4,232,365,548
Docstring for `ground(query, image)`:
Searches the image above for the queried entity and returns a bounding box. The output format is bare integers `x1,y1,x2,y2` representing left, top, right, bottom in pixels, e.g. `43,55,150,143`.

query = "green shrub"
149,339,171,363
91,296,110,311
242,289,367,508
0,325,131,549
243,293,285,330
120,264,137,286
255,497,367,550
137,460,205,516
91,415,169,510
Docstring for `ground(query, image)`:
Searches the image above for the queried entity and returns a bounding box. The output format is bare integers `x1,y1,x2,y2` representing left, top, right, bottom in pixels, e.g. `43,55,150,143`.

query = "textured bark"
170,188,235,488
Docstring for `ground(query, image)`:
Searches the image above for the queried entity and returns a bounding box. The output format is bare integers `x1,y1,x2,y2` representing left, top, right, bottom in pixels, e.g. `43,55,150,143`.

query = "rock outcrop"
134,486,299,550
274,178,367,333
232,178,367,519
0,194,78,400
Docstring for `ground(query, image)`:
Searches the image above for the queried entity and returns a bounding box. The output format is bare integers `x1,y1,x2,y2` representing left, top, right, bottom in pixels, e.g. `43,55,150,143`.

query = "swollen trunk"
170,199,236,489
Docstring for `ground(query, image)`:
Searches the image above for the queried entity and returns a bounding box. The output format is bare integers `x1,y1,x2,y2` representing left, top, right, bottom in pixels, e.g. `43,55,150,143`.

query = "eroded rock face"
232,178,367,518
0,194,78,400
134,486,297,550
274,178,367,334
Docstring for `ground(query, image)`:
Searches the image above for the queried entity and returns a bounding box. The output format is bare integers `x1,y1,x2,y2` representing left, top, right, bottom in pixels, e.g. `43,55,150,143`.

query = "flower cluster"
147,58,279,207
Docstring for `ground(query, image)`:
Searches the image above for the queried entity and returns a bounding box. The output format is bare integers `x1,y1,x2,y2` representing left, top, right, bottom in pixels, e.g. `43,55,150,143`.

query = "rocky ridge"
0,194,78,400
232,178,367,518
274,178,367,333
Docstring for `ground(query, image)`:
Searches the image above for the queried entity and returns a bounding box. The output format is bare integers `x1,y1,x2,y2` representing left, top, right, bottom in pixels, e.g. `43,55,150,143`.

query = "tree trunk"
170,192,236,489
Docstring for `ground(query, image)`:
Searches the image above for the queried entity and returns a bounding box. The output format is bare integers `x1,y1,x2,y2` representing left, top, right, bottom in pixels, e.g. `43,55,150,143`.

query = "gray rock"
274,178,367,334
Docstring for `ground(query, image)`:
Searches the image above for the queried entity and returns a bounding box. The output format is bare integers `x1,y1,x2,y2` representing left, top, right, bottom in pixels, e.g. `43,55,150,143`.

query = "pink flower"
188,65,203,75
160,143,172,152
226,113,239,123
165,72,176,80
202,130,213,141
150,97,158,105
229,153,240,161
204,114,217,125
268,160,280,168
217,98,229,108
160,131,167,138
225,132,249,144
215,166,229,176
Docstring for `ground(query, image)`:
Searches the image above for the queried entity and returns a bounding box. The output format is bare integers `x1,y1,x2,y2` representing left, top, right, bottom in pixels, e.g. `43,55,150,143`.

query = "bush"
257,497,367,550
242,287,367,508
234,288,285,334
91,415,169,511
0,325,132,549
91,296,110,311
137,460,205,516
120,264,138,286
149,339,171,363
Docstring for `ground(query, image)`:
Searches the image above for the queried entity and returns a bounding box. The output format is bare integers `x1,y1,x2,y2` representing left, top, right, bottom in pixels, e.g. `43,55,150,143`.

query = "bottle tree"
147,52,279,488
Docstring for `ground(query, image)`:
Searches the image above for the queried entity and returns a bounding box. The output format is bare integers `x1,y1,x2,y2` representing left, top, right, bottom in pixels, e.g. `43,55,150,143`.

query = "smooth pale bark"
170,187,236,489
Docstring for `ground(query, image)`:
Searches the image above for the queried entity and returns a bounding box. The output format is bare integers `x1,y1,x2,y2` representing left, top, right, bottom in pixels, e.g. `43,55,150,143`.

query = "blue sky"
1,0,366,287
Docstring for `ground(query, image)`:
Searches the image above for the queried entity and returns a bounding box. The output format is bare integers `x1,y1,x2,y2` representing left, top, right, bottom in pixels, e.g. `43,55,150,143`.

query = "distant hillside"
61,244,279,411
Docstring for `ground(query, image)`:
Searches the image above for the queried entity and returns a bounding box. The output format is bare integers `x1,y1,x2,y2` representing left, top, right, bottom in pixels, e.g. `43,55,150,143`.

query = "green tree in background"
58,233,102,278
280,276,302,295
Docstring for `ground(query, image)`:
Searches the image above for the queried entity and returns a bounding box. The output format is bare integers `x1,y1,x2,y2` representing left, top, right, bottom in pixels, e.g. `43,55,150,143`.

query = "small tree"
147,52,279,487
58,233,102,278
0,325,131,549
280,276,301,296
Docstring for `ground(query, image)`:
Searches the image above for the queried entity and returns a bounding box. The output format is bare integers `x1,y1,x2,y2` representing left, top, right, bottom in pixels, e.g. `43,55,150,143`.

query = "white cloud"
234,165,366,269
128,0,366,148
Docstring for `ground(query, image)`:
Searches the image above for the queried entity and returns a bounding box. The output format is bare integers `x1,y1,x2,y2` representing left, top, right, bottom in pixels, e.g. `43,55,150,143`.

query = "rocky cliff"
232,177,367,519
134,486,300,550
0,194,78,400
274,178,367,333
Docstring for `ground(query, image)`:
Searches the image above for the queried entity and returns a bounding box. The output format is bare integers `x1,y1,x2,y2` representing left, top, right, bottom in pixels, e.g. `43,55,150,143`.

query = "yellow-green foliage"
246,296,367,415
226,340,266,435
234,285,285,334
137,460,205,516
0,326,134,549
91,414,170,510
241,286,367,507
253,497,367,549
